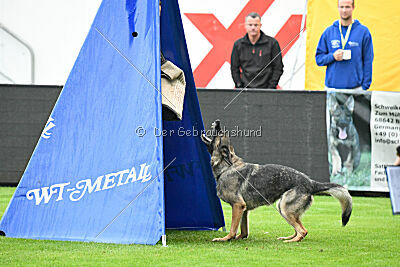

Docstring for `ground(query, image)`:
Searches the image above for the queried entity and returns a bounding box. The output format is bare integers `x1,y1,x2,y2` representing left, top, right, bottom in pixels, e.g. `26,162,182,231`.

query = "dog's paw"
212,238,232,242
235,234,248,240
331,170,340,176
212,235,235,242
277,235,295,240
283,237,303,243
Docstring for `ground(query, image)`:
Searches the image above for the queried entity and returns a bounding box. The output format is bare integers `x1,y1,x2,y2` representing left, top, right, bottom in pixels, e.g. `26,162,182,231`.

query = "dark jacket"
231,31,284,89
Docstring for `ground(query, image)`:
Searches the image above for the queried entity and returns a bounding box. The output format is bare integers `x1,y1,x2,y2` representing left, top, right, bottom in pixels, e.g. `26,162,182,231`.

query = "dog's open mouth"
201,133,212,144
201,119,222,154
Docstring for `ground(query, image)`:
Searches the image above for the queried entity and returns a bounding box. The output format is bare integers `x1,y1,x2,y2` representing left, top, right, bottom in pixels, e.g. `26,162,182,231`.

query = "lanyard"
338,20,353,49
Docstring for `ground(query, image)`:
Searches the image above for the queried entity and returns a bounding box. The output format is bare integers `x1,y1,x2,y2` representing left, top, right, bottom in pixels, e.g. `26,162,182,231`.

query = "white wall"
0,0,306,89
0,0,102,85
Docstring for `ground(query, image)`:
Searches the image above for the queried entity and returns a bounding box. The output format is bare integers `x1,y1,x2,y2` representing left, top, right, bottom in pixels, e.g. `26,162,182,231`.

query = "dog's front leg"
236,210,249,239
213,202,246,242
343,151,354,173
330,146,342,176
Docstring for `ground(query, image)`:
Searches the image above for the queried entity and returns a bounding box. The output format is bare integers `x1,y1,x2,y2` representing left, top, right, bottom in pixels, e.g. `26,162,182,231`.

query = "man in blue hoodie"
315,0,374,90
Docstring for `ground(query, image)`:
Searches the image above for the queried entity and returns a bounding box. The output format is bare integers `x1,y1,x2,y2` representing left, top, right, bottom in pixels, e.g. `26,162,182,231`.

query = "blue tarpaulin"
0,0,224,245
160,0,224,230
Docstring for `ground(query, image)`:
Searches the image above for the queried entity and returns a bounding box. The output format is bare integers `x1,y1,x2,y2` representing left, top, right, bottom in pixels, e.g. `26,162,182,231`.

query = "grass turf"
0,186,399,266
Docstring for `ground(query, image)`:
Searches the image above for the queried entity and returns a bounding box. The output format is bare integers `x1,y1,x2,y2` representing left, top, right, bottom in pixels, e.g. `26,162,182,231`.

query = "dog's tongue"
339,127,347,140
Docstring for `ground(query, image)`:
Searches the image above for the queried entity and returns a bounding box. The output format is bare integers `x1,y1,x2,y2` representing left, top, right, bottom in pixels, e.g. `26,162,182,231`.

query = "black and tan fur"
201,120,352,242
328,94,361,177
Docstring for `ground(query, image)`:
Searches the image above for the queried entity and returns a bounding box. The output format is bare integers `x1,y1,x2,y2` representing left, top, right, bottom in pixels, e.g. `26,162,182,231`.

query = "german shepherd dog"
328,94,361,177
201,120,352,242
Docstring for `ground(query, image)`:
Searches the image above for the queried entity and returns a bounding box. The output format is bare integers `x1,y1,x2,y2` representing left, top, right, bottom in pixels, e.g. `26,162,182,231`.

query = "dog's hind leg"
277,190,312,242
236,210,249,239
277,231,297,240
213,201,246,242
279,212,308,243
283,218,307,243
276,199,296,240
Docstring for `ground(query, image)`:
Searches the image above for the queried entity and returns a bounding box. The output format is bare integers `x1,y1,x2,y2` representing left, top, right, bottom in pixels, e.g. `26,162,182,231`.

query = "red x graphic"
185,0,305,88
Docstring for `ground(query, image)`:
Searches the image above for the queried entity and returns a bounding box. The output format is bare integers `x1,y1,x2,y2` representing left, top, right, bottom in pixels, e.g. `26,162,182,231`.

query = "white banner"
371,91,400,191
1,0,307,88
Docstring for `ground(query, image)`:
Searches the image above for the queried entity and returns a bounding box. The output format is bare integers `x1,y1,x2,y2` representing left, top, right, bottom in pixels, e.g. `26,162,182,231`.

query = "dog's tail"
312,182,352,226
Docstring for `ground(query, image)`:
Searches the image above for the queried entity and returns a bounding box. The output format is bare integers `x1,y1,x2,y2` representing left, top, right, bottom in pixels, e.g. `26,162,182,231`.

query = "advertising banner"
327,90,400,192
371,92,400,191
327,90,371,191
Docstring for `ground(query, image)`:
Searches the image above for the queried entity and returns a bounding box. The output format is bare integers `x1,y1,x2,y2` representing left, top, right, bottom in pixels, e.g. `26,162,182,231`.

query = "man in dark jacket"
231,12,284,89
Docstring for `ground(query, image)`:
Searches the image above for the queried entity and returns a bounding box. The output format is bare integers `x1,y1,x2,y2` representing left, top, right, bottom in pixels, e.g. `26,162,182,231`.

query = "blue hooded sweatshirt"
315,20,373,90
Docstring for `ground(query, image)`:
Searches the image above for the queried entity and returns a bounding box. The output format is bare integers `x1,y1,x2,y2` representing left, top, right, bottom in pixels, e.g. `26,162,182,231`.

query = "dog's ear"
344,95,355,113
329,94,339,113
211,120,222,135
220,145,232,165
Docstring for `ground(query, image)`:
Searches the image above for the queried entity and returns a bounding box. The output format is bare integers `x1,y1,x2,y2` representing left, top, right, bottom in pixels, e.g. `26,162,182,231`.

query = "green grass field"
1,186,399,266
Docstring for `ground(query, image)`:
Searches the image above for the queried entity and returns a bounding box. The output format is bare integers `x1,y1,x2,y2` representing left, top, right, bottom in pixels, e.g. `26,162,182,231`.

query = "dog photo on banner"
326,91,371,190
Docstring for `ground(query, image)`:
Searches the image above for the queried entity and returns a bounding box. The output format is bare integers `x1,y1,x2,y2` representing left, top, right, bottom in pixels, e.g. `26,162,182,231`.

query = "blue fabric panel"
160,0,225,230
0,0,164,245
